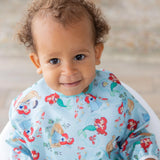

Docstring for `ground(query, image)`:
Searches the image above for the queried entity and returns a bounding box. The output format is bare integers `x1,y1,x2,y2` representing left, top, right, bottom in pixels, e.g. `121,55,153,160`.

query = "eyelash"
49,58,60,65
74,54,85,61
49,54,86,65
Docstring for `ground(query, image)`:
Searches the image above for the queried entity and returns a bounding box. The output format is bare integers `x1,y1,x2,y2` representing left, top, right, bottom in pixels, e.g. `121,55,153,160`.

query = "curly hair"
17,0,110,52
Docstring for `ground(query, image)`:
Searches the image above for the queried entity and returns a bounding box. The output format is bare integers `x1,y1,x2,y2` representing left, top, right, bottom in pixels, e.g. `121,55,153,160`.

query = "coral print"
77,146,87,160
45,93,67,107
89,135,96,144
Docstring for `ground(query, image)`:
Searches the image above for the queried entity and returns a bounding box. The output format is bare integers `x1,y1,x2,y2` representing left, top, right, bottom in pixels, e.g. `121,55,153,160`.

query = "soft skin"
30,16,103,96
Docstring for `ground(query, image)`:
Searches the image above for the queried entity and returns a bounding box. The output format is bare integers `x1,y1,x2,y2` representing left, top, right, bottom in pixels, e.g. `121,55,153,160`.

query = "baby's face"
30,17,103,96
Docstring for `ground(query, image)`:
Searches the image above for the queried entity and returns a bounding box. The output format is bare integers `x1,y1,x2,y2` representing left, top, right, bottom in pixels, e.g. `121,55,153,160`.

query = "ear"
95,43,104,65
29,53,42,74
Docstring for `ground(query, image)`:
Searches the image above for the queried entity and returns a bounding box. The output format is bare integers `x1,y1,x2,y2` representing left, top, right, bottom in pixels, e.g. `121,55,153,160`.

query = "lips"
61,80,81,87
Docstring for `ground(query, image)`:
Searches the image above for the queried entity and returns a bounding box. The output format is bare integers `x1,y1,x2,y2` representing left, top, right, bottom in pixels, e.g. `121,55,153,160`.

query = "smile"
61,80,81,87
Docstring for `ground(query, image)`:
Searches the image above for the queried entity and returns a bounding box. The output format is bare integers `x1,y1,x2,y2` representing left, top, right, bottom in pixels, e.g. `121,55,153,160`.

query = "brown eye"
49,58,60,64
74,54,85,61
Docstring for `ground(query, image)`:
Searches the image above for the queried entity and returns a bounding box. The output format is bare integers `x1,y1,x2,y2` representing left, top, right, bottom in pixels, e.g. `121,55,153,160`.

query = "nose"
61,61,77,77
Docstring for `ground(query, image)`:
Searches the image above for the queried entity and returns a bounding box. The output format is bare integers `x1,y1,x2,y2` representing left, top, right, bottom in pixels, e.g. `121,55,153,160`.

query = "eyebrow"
46,48,90,57
70,48,90,54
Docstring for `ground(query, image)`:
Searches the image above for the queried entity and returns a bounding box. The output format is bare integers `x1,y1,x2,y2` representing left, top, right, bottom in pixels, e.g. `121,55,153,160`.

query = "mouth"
61,80,81,87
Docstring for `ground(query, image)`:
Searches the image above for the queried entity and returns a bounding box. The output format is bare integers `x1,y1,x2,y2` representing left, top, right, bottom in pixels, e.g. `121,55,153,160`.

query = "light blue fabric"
7,70,159,160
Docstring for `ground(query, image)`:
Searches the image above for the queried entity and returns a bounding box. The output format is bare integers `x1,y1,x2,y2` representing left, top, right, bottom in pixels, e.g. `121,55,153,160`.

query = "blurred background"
0,0,160,132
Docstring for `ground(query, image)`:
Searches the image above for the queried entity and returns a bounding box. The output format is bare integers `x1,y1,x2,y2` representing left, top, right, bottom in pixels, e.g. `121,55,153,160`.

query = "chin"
63,92,80,96
62,90,82,96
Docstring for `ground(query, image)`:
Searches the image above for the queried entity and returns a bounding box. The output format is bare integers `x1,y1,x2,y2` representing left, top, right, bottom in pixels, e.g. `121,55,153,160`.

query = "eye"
26,130,30,134
19,105,23,109
90,97,93,101
49,58,60,64
74,54,85,61
60,137,66,142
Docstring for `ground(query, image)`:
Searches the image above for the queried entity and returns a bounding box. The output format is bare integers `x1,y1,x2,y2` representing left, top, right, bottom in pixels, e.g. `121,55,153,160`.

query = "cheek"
43,70,59,87
82,57,96,72
89,55,97,67
86,58,96,72
83,64,96,81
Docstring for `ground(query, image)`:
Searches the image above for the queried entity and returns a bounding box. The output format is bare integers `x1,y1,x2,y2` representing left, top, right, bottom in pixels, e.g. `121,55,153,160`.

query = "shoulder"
9,78,47,121
95,70,150,120
95,69,121,85
90,70,122,96
95,70,140,104
93,70,145,107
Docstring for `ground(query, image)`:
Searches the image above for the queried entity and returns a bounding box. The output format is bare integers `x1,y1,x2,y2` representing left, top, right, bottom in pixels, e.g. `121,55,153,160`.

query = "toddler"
7,0,159,159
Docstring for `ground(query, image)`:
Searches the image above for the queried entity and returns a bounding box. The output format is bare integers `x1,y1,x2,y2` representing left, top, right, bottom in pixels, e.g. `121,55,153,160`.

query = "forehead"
31,9,96,47
32,16,94,53
32,15,93,37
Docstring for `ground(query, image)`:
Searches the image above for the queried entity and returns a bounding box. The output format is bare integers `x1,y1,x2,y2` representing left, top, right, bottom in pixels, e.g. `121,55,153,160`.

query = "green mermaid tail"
82,125,96,132
111,82,117,91
57,98,67,107
110,82,120,96
78,125,96,138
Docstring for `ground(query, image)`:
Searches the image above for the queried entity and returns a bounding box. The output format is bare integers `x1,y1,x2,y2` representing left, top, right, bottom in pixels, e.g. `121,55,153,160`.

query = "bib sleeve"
6,99,33,160
116,81,159,160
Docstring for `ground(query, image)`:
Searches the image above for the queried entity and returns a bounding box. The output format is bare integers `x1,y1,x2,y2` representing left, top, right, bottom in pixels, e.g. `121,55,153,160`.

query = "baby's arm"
115,81,159,159
6,100,33,160
6,127,32,160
